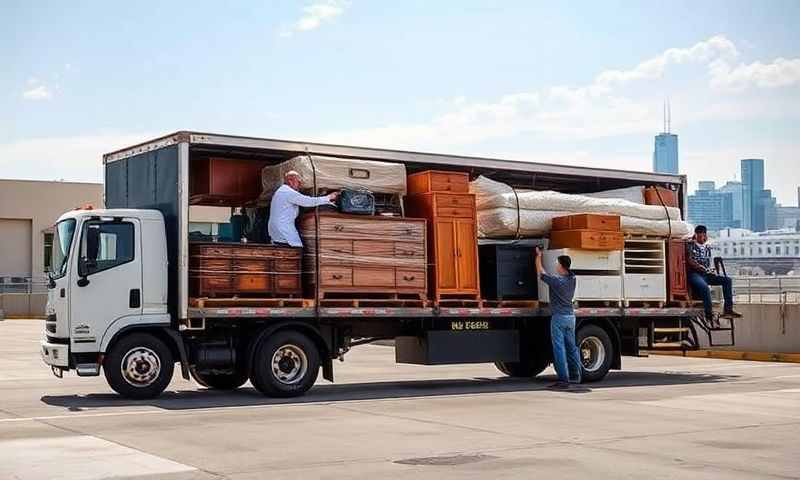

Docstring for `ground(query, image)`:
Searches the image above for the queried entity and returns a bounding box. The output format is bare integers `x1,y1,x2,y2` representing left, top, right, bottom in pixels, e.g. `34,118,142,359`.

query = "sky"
3,0,799,205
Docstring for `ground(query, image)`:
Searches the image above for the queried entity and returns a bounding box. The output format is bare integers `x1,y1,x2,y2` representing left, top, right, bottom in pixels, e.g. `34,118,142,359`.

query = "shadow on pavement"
40,370,739,411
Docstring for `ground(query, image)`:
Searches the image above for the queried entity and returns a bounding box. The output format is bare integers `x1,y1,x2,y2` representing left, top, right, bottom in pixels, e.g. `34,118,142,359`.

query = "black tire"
576,324,614,382
190,367,249,390
495,356,549,378
249,330,320,398
103,332,174,399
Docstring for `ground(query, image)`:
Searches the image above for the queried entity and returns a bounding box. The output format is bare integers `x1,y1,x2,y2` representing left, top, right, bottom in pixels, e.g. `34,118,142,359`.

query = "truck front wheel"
104,332,174,399
576,325,614,382
191,368,249,390
250,330,320,398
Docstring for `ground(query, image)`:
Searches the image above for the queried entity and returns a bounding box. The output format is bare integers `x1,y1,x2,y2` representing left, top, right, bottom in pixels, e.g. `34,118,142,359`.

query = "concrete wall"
0,179,104,278
698,303,800,353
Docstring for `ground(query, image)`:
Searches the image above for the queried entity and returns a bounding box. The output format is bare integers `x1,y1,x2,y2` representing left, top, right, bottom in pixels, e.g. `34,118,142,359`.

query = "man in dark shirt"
687,225,741,322
535,246,582,390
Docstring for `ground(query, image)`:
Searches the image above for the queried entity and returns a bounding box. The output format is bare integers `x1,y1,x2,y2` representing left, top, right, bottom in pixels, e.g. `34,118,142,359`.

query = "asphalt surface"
1,319,799,480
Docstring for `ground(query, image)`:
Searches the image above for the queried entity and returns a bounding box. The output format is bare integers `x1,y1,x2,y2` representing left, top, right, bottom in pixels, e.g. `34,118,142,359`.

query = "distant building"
741,159,766,231
712,228,800,275
653,133,679,174
688,182,735,231
0,179,104,282
777,206,800,230
717,180,744,227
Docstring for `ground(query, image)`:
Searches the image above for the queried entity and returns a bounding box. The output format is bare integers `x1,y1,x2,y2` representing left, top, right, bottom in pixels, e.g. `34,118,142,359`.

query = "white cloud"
710,57,800,92
22,85,53,101
280,2,346,37
0,132,157,183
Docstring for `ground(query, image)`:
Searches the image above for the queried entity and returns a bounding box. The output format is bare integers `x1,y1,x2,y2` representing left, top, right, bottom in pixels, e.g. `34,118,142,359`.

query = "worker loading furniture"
686,224,741,322
267,170,338,247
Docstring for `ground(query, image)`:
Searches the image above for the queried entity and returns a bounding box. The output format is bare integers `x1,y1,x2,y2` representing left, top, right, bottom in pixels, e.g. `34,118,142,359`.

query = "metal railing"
0,276,49,318
732,276,800,304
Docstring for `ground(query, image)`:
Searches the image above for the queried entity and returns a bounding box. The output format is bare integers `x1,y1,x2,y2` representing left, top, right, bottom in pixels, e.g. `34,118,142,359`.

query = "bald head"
284,170,303,190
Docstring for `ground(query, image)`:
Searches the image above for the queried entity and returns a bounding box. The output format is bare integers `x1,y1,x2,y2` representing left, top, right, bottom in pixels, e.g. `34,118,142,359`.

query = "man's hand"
534,246,543,258
328,191,339,202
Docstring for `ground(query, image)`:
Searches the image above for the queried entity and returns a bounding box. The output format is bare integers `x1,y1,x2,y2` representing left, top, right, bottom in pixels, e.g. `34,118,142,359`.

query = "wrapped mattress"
470,176,690,238
260,155,406,204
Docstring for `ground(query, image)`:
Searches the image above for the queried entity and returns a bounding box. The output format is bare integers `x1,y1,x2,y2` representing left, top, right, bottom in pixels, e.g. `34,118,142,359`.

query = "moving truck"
40,131,729,399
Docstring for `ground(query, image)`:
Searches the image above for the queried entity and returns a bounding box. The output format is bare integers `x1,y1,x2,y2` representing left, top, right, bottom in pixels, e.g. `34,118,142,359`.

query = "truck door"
69,218,142,353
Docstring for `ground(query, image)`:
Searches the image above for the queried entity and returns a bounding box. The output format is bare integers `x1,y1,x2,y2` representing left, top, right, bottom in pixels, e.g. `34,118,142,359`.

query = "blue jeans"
688,271,733,316
551,314,582,383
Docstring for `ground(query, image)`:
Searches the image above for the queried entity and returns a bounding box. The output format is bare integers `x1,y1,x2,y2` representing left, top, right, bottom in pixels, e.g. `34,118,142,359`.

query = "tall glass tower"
653,102,678,174
741,158,765,231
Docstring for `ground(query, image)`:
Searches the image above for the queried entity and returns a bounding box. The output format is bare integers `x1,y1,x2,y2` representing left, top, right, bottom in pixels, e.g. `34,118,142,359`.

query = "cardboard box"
551,214,621,232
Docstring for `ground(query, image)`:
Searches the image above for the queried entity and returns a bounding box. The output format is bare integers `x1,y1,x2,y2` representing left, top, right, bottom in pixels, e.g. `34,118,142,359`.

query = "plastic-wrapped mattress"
259,155,407,204
470,176,690,238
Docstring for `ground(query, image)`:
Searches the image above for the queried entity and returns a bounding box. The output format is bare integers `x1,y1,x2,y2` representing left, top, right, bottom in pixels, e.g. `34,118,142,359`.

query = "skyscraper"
717,180,744,228
688,182,735,232
653,102,678,174
741,159,765,231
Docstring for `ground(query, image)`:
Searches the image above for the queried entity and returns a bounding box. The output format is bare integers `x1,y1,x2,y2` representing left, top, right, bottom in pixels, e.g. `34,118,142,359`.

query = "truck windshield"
51,219,76,278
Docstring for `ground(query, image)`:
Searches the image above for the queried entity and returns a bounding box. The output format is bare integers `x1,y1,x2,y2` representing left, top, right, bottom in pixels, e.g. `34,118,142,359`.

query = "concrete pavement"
1,319,799,479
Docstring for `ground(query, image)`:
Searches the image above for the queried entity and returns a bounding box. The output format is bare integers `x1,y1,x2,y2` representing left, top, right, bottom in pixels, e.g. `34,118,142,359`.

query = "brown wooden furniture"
549,229,625,250
299,213,427,299
552,213,621,232
644,186,678,208
405,174,480,302
189,242,301,298
190,157,267,205
666,239,689,301
407,170,469,194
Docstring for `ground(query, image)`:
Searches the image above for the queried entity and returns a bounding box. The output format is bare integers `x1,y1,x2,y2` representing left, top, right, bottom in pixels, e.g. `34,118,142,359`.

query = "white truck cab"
41,208,172,394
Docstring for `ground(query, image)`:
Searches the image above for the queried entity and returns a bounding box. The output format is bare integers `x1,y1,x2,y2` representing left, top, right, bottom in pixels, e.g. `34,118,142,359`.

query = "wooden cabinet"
299,213,427,299
667,239,689,301
190,157,267,205
552,213,621,232
405,185,480,302
407,170,469,194
189,243,301,298
549,229,624,250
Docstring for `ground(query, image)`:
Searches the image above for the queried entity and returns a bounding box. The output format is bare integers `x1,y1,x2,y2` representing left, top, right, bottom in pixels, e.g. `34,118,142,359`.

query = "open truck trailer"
41,131,732,399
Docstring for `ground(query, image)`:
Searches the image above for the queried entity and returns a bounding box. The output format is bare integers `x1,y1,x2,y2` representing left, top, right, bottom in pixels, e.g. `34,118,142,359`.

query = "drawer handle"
403,275,416,281
332,274,343,280
517,280,524,286
398,250,415,256
333,225,344,232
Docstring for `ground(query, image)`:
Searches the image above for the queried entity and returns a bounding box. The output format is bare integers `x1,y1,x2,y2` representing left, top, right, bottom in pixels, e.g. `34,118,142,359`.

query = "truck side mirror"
77,225,100,286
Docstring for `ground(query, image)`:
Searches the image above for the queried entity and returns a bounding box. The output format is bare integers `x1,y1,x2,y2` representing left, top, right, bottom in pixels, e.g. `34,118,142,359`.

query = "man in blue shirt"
535,246,582,390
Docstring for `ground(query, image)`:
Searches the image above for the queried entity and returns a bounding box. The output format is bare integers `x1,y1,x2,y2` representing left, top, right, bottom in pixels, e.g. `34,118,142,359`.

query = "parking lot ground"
1,319,799,480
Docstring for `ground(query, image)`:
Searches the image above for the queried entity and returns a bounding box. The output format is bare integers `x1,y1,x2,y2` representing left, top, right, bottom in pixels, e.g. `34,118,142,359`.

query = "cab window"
80,221,135,276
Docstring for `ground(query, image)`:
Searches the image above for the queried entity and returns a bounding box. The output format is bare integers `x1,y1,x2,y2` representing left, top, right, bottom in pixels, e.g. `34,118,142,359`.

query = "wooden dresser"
405,170,480,302
189,243,302,298
299,213,427,299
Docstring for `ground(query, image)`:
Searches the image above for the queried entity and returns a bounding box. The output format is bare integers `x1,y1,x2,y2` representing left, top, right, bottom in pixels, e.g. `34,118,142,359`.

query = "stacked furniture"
404,170,480,303
539,214,624,304
666,239,689,302
549,214,624,250
479,243,537,301
189,242,301,298
622,238,667,304
538,248,623,303
299,212,427,300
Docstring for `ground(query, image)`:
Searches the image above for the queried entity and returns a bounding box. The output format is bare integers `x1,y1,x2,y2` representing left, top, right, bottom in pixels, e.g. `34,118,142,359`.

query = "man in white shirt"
268,170,338,247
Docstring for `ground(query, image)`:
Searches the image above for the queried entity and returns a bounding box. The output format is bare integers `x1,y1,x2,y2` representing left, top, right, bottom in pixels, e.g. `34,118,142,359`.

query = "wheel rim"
271,344,308,385
580,336,605,372
120,347,161,388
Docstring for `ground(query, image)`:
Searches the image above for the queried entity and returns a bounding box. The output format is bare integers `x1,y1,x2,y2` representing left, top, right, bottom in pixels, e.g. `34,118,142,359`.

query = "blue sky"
3,0,799,204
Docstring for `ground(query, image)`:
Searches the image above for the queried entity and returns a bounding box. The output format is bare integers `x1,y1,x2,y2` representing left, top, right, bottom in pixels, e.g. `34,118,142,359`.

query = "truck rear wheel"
250,330,320,398
104,332,174,399
576,324,613,382
190,368,248,390
495,356,549,378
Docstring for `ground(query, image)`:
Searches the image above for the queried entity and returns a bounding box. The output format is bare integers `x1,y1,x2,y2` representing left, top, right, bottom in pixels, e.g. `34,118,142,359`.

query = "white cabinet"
622,239,666,301
538,248,623,303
